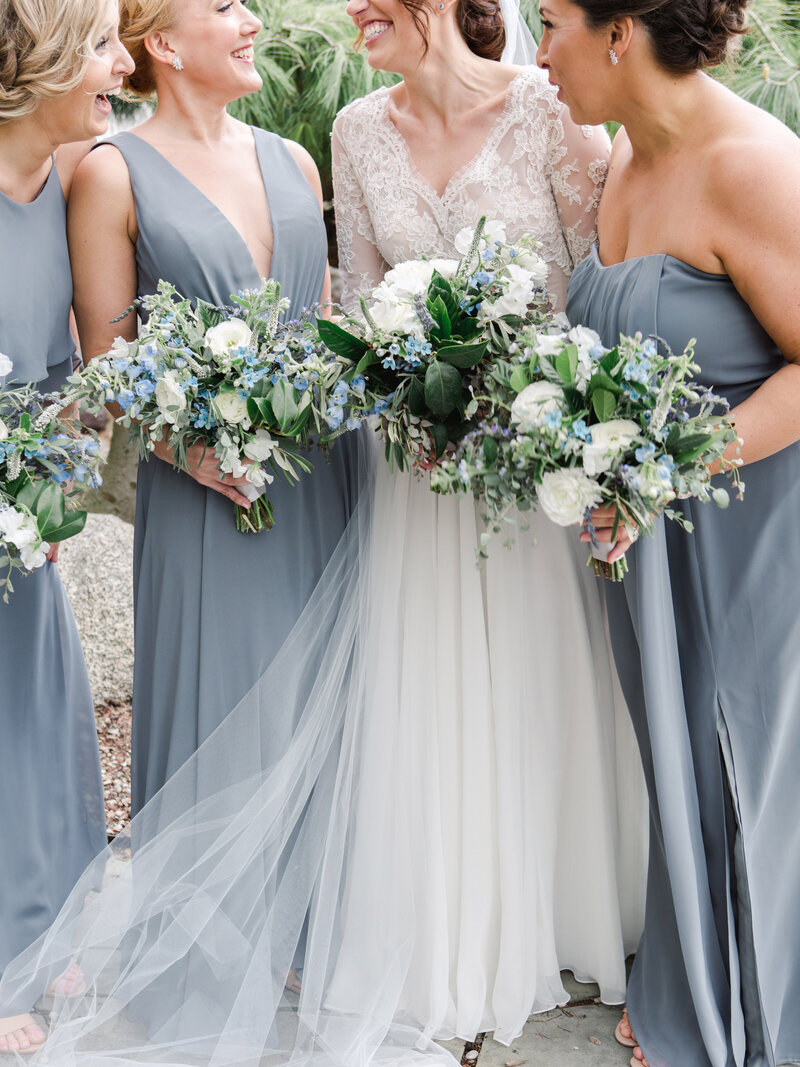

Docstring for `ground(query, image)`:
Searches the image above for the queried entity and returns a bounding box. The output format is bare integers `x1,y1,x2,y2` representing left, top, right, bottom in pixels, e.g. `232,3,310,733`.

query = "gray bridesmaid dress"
0,164,106,990
104,130,360,815
567,248,800,1067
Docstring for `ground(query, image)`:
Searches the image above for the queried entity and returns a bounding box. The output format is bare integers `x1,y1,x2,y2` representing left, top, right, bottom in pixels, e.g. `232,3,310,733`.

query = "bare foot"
615,1008,636,1048
46,960,85,998
631,1046,650,1067
285,968,302,996
0,1014,46,1055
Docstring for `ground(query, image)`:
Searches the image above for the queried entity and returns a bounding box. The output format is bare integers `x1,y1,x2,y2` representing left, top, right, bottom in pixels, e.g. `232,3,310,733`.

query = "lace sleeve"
332,121,390,311
547,112,610,269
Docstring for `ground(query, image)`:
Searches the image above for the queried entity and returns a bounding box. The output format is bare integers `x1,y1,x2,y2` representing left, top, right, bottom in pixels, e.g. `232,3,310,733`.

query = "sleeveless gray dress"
104,130,360,815
567,248,800,1067
0,164,106,992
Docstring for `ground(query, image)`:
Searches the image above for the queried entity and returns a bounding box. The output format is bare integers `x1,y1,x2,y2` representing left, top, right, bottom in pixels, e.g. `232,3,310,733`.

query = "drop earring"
609,48,619,66
172,54,184,71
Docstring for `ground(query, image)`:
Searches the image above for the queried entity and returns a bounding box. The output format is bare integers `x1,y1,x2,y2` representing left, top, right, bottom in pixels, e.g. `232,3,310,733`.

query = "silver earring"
609,48,619,65
172,54,184,71
439,3,445,8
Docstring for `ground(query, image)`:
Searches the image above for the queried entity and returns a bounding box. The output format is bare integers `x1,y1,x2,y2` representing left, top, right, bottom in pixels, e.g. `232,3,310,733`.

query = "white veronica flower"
510,381,566,431
205,320,252,360
537,469,603,527
582,419,641,476
154,371,187,424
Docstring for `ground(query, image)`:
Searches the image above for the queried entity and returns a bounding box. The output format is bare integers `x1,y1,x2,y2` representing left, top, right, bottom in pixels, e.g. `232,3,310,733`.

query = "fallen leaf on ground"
589,1036,601,1045
505,1059,528,1065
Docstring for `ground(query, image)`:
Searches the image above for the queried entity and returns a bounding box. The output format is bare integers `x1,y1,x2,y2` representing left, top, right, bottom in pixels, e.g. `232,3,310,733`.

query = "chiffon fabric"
567,247,800,1067
0,163,106,1004
330,67,647,1043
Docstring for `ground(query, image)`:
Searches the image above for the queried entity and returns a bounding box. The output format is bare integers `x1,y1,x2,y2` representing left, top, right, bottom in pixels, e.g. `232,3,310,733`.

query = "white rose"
481,263,537,321
0,353,13,378
243,428,276,463
205,319,252,360
510,381,565,431
20,540,49,571
154,371,187,424
367,283,424,339
537,469,603,527
214,388,250,427
429,258,459,279
582,419,640,476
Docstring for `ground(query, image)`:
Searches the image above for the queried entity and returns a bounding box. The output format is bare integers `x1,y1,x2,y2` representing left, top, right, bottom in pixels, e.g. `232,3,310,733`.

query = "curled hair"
572,0,750,73
0,0,109,124
119,0,176,100
364,0,505,62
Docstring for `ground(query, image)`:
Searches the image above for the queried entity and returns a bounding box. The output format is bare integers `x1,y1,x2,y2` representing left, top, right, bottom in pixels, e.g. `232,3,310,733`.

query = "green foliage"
715,0,800,134
228,0,399,197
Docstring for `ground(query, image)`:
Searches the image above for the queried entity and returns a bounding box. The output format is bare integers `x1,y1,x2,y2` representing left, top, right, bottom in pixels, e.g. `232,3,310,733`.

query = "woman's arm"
547,106,611,269
67,146,252,508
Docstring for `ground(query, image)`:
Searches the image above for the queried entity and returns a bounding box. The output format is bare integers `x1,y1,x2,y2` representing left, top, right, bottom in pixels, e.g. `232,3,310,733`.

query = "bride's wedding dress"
328,67,647,1044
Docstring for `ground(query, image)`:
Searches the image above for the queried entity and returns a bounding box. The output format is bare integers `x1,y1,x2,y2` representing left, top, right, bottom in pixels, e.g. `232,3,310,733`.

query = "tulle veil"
0,8,547,1064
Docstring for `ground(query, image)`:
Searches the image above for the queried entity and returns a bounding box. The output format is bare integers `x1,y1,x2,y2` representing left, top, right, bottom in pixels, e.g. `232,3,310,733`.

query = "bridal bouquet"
76,280,376,533
0,357,100,599
318,219,552,470
430,326,742,580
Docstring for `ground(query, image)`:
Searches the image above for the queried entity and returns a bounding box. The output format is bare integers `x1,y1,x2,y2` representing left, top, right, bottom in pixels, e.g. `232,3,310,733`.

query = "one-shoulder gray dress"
103,130,360,815
0,164,106,990
567,248,800,1067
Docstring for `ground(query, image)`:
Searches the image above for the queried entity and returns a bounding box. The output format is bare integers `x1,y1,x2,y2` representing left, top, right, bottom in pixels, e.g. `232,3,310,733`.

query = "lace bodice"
332,67,609,312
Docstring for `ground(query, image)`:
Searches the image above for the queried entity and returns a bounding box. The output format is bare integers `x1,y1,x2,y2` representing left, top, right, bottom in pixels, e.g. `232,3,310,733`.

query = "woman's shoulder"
508,64,561,114
333,85,391,142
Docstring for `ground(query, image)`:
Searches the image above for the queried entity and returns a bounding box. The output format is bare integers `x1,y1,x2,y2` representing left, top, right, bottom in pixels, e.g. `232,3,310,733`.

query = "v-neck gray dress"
104,129,360,815
567,248,800,1067
0,164,106,991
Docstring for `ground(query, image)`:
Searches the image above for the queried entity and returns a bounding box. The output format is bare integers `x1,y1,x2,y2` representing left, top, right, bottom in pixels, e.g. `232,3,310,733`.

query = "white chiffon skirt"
329,460,647,1045
0,434,646,1064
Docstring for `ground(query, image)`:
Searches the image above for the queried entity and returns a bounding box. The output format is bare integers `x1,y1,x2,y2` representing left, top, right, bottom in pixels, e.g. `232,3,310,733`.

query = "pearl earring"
172,54,184,71
609,48,619,66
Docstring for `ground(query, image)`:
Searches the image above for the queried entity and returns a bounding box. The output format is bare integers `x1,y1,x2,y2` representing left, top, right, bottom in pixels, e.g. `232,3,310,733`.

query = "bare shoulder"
72,142,134,206
282,138,323,202
54,139,95,199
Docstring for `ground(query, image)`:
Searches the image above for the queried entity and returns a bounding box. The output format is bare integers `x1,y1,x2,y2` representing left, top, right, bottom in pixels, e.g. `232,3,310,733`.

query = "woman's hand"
580,503,636,565
46,542,60,564
152,438,254,509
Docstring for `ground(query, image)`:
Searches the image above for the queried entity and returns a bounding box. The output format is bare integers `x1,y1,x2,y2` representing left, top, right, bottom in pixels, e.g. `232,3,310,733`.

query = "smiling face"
345,0,429,74
164,0,263,102
35,0,134,143
537,0,615,126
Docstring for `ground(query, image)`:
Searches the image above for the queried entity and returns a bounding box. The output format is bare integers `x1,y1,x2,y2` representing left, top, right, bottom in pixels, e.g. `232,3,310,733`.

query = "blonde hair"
119,0,175,100
0,0,109,124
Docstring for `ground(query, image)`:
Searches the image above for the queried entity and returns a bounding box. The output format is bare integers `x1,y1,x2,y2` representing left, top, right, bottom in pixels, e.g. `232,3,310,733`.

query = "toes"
26,1023,46,1043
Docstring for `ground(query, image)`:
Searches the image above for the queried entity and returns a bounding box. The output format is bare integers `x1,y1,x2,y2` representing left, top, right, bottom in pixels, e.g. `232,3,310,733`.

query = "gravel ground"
95,700,132,836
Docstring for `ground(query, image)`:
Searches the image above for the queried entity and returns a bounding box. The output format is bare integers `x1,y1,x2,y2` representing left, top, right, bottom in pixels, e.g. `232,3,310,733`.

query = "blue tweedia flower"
543,410,563,431
135,379,156,398
193,404,215,430
295,376,309,393
371,398,389,416
332,381,349,406
623,356,651,386
642,339,658,358
346,416,361,431
116,389,136,412
350,375,366,396
590,344,606,361
635,441,656,463
381,353,397,371
571,418,592,442
125,363,144,380
471,270,494,288
111,358,131,374
656,455,675,482
326,404,344,430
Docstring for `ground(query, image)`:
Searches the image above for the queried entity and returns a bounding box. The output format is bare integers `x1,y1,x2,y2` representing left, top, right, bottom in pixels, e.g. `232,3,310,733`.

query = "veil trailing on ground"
0,430,458,1067
500,0,541,66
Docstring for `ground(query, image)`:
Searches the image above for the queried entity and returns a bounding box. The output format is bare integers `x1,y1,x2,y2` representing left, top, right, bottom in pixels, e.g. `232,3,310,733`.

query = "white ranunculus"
582,419,640,476
205,319,252,360
214,388,250,427
154,371,187,424
384,260,435,299
243,429,276,463
537,469,603,527
367,283,424,339
20,540,49,571
510,381,566,431
0,353,13,378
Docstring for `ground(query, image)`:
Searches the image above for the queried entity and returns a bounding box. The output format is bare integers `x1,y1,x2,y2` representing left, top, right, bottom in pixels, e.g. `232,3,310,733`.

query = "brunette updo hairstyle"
396,0,506,61
573,0,750,73
118,0,175,99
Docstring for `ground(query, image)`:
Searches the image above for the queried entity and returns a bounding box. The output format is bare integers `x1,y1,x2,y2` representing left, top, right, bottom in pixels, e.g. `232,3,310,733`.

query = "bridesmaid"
0,0,132,1054
68,0,360,996
537,0,800,1064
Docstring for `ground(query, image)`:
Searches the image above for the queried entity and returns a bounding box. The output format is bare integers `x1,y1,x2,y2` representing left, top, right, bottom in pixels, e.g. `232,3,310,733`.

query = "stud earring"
172,54,184,71
439,3,445,8
609,48,619,65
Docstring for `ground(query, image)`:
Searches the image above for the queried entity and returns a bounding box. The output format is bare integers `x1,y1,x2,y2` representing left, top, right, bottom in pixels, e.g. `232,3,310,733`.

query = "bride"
328,0,647,1045
0,1,645,1064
